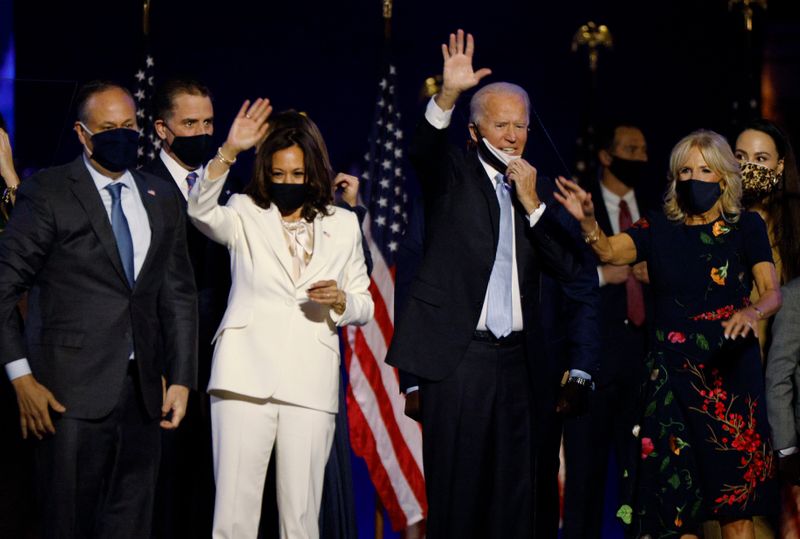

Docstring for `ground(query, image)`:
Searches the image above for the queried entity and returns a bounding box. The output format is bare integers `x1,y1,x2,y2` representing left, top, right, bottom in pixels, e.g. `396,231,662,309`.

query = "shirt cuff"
5,358,32,381
425,97,454,130
779,446,800,457
202,163,231,184
597,265,607,287
569,369,592,381
404,386,419,395
526,202,547,228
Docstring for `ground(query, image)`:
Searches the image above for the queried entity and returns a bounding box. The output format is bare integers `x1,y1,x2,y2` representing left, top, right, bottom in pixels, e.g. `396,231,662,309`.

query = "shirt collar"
159,148,204,181
600,180,636,207
477,153,503,186
83,154,135,193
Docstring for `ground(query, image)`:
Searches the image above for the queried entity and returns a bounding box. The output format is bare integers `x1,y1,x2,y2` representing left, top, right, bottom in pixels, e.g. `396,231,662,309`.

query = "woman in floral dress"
555,130,782,538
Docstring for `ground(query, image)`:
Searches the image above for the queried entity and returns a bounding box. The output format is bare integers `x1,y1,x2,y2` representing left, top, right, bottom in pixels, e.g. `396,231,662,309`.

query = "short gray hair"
469,82,530,125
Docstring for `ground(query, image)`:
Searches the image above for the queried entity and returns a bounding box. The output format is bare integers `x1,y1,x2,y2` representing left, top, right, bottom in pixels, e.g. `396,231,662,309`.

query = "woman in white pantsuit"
188,98,374,539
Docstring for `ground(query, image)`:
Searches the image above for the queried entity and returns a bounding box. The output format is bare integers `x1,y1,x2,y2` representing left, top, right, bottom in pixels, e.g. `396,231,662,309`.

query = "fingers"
47,393,66,413
474,68,492,82
19,414,28,440
249,98,272,123
236,100,251,119
722,315,756,340
465,32,475,58
555,177,571,197
41,405,57,435
441,43,450,62
162,402,185,430
456,29,464,55
556,175,580,193
307,281,341,305
448,32,457,56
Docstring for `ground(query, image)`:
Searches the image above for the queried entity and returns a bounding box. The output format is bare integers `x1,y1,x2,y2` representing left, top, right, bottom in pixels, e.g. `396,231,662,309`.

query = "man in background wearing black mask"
561,121,660,538
144,78,238,538
0,80,197,538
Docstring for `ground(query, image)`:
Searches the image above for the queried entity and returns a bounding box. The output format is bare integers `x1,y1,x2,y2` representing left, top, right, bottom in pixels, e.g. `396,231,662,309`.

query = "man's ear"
598,149,613,167
154,119,168,141
74,122,90,149
468,123,479,144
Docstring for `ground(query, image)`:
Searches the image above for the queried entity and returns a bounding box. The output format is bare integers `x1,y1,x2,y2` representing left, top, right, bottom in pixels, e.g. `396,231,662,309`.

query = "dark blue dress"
617,211,778,537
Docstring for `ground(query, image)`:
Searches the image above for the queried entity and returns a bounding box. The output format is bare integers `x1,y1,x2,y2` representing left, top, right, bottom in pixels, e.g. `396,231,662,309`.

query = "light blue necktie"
486,174,513,338
105,183,135,287
186,171,198,192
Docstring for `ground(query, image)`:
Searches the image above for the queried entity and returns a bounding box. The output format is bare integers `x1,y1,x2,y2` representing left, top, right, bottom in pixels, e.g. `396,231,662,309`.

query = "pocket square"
147,189,156,196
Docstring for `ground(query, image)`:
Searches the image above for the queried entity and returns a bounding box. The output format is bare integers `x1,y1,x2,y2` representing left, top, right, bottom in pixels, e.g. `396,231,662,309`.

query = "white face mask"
481,137,521,167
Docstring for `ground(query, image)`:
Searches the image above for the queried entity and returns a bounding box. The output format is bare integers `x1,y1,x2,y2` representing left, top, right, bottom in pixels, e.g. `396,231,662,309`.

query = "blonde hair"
663,129,743,223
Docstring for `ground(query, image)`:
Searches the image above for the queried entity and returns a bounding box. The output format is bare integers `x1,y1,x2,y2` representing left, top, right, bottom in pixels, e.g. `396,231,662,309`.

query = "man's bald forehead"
76,81,135,124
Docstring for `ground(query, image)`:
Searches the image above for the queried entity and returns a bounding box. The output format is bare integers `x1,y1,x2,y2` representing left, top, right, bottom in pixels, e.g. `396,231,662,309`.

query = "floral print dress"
616,211,777,538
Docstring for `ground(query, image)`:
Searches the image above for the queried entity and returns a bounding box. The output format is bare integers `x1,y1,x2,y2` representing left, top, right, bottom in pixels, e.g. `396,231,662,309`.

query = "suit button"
285,299,293,307
624,319,629,326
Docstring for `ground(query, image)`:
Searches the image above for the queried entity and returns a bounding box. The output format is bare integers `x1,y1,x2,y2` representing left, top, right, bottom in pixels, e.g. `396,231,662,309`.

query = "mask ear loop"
529,103,573,178
459,99,573,178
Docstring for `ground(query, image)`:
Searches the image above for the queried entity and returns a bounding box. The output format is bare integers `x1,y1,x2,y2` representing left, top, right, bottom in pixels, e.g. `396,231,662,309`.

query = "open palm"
226,98,272,153
554,176,595,222
441,30,491,94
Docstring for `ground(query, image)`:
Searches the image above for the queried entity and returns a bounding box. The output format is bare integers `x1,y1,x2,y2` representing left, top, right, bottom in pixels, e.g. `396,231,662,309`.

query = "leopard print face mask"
741,161,781,202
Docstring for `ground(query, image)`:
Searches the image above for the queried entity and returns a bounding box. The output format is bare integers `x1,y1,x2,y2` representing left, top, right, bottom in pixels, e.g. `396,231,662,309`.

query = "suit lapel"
591,181,614,235
260,205,296,282
67,157,131,288
132,171,160,285
470,153,500,244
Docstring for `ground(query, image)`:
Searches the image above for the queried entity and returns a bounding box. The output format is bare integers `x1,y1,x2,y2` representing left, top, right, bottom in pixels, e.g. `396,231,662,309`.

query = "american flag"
133,52,160,167
343,62,427,531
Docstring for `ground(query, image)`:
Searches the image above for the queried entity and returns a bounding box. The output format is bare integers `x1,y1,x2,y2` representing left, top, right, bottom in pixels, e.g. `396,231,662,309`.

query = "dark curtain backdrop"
10,0,800,182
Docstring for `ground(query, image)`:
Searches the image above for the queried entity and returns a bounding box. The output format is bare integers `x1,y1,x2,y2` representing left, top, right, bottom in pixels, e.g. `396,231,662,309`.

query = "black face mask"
269,182,310,213
675,179,721,215
608,156,648,188
168,133,214,169
85,127,139,172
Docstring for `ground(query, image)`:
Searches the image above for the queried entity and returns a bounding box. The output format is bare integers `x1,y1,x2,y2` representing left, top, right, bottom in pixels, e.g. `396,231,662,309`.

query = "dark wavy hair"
153,78,212,122
267,110,333,176
245,118,333,221
736,119,800,282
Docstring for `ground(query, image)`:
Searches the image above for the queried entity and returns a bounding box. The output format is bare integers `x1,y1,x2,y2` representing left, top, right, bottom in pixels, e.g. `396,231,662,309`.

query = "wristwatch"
566,376,595,390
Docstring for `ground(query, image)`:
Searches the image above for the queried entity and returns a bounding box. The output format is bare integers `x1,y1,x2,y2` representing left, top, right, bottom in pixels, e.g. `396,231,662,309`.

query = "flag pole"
143,0,151,37
374,0,391,533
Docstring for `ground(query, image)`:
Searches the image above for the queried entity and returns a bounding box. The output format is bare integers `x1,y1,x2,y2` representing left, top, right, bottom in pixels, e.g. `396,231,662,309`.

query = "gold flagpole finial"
728,0,768,32
383,0,393,41
571,21,613,73
143,0,152,37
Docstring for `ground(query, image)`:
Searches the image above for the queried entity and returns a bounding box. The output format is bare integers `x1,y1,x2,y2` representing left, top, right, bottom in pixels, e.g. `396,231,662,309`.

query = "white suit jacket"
188,176,374,413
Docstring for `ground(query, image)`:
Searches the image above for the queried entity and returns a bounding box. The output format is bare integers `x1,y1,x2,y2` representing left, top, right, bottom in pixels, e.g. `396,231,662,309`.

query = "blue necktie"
186,171,198,192
486,174,513,338
105,183,135,287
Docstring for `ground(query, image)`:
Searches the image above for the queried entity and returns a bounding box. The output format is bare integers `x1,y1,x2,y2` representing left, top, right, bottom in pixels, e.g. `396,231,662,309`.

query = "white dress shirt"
424,98,546,332
5,156,151,380
159,148,204,200
596,182,640,287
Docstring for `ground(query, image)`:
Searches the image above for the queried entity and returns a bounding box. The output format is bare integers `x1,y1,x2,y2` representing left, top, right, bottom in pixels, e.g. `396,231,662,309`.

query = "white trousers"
210,395,336,539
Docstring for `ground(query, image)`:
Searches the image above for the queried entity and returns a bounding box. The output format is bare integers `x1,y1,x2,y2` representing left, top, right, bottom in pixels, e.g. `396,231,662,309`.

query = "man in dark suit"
0,81,197,538
561,121,658,538
386,30,598,538
142,78,237,539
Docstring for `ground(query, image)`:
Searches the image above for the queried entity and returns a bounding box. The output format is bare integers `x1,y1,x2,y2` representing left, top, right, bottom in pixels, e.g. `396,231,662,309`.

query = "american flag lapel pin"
147,189,156,196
